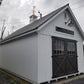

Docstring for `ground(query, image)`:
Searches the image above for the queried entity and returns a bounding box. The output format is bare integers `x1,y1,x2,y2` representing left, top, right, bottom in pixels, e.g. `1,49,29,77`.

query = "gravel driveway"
65,78,84,84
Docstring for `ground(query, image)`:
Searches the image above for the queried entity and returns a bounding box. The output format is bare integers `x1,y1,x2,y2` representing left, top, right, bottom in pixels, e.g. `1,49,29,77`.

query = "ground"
0,69,84,84
0,69,31,84
65,78,84,84
53,74,84,84
0,70,19,84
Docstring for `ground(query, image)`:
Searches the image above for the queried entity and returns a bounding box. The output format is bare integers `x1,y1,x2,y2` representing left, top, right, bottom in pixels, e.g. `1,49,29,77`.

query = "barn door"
52,37,78,78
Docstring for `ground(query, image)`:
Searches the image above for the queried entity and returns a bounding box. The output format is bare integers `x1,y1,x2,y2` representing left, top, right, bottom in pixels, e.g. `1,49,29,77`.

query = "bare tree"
0,20,6,40
0,0,3,5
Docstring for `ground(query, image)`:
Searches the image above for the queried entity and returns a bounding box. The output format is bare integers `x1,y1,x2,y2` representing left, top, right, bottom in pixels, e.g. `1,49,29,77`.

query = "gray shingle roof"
2,4,69,42
1,3,84,43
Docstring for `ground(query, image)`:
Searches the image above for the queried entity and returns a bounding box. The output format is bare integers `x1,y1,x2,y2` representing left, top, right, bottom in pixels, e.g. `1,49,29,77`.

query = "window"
67,42,76,55
52,39,64,55
52,37,77,56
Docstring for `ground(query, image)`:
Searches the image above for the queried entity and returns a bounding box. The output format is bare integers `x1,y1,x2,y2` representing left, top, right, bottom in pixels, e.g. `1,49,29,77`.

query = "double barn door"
52,37,78,78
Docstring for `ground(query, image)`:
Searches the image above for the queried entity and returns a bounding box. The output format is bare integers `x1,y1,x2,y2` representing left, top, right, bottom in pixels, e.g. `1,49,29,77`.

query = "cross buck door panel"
52,37,78,78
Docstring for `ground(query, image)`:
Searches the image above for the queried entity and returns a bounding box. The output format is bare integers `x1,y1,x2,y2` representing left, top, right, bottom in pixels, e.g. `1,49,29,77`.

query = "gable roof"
1,4,84,44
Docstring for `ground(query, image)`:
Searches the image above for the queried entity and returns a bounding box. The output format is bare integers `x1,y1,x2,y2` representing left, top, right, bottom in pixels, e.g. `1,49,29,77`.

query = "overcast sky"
0,0,84,37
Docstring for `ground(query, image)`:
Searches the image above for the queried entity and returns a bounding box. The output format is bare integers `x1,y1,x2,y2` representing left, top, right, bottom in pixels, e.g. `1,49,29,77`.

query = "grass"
0,69,31,84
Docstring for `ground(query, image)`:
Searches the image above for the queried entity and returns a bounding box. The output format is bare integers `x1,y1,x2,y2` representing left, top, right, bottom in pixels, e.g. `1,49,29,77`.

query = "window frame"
56,26,74,35
52,36,77,56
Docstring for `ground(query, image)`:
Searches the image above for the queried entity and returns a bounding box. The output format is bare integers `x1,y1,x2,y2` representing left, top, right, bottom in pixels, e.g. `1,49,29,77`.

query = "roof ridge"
2,3,79,44
42,3,69,18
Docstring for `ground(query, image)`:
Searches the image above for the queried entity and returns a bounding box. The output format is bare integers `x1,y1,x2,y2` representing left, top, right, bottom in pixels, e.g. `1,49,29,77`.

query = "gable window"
56,26,74,35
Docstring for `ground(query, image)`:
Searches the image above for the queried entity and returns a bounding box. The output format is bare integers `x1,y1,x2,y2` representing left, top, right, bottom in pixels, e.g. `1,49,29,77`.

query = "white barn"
0,4,84,84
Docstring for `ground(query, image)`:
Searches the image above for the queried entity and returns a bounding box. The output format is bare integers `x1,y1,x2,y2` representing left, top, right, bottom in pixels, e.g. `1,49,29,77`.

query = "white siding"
37,11,84,83
38,34,52,83
0,33,38,83
77,41,84,72
0,10,83,84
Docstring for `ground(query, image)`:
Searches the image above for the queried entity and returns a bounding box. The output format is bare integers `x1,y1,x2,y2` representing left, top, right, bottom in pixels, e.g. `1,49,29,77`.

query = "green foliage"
0,71,18,84
10,79,16,84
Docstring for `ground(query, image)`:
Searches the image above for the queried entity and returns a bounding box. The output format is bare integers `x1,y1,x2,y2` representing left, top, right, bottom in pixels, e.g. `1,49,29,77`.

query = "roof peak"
66,3,69,6
1,3,84,44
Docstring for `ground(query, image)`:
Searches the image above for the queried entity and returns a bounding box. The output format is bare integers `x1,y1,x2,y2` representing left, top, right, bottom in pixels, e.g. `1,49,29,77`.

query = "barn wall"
38,34,52,83
37,11,84,83
0,33,38,83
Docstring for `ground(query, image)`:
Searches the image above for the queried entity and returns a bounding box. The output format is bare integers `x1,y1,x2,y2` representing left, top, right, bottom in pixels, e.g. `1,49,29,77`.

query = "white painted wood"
37,11,84,83
38,34,52,83
0,9,83,84
0,33,38,83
